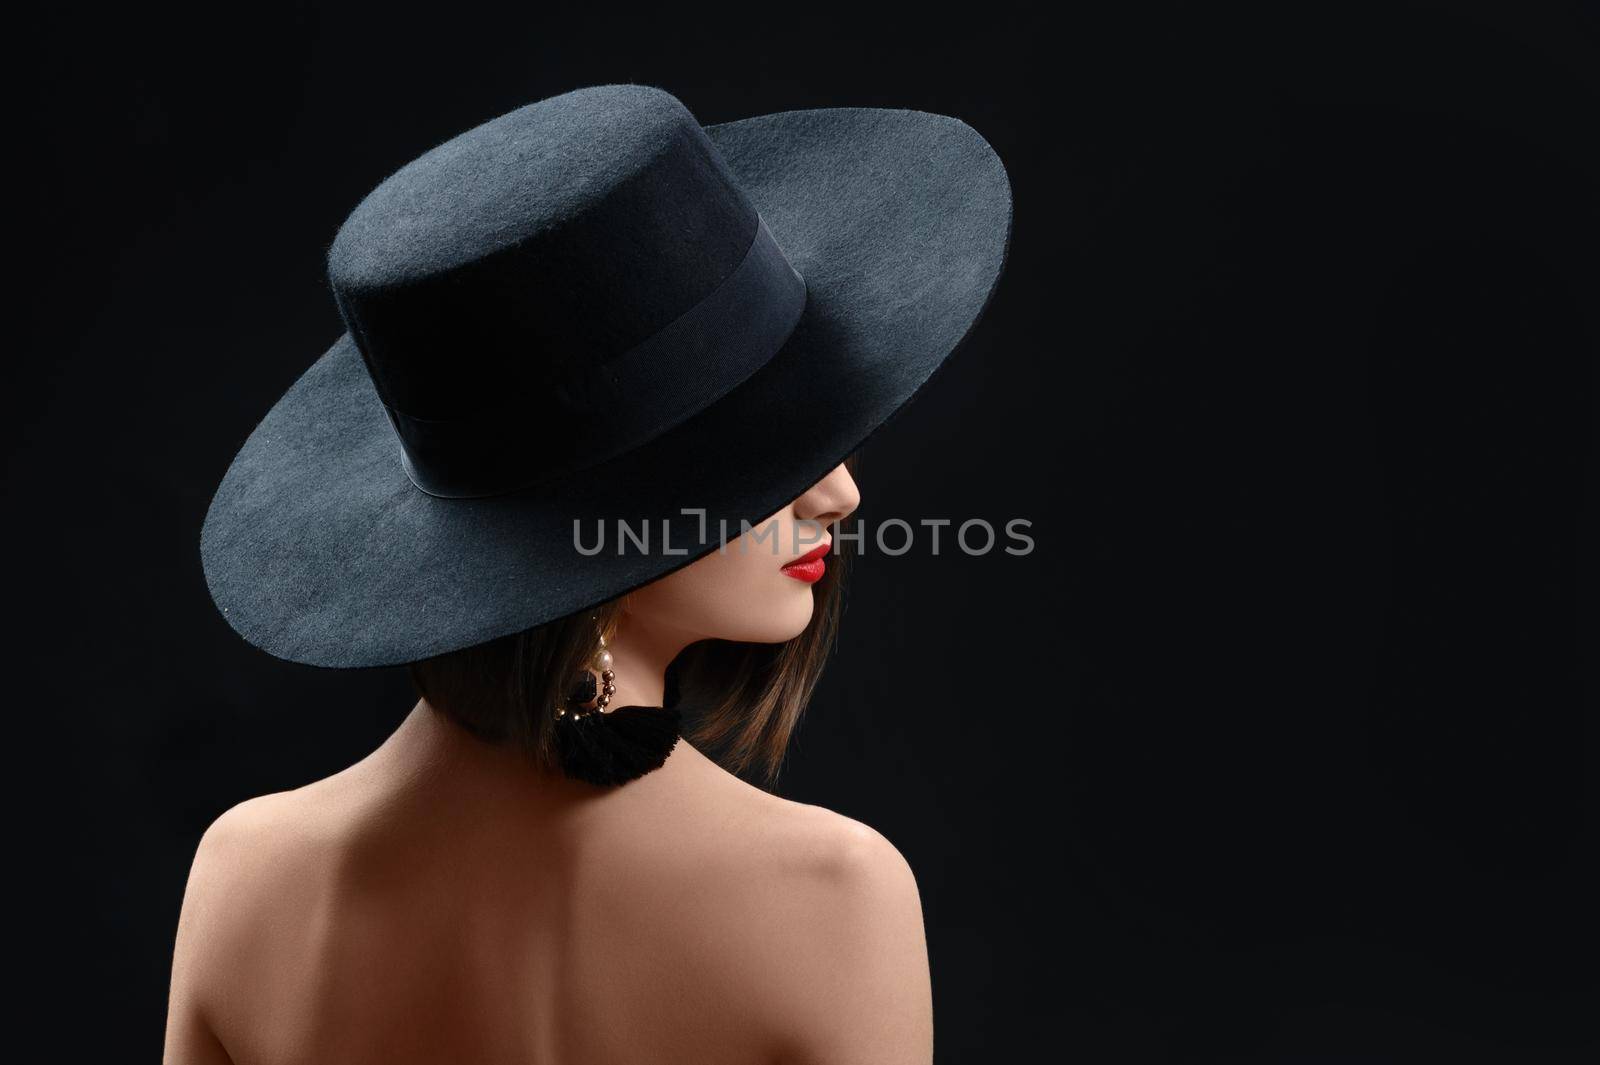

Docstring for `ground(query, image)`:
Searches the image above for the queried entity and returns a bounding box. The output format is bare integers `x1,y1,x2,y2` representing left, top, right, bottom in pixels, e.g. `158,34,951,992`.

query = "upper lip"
782,542,831,567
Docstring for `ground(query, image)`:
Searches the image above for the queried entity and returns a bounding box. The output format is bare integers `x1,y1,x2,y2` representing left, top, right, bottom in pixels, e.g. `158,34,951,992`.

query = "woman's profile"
166,84,1011,1064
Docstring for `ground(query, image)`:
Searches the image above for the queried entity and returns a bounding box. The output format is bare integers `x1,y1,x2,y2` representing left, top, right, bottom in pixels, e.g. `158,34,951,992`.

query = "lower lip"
781,557,827,584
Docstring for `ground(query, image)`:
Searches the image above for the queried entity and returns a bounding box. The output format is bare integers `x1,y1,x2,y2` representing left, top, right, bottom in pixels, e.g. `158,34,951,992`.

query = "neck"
607,609,698,709
364,612,701,805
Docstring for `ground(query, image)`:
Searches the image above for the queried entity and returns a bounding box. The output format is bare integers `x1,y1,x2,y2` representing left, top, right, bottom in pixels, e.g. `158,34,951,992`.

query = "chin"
725,593,817,644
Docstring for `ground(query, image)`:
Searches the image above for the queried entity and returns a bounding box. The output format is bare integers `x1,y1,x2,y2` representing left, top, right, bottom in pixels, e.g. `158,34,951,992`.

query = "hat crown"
326,85,761,422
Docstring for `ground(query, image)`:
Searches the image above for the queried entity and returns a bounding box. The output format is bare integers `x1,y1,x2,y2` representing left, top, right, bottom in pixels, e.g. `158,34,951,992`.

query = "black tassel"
553,663,685,787
555,704,683,787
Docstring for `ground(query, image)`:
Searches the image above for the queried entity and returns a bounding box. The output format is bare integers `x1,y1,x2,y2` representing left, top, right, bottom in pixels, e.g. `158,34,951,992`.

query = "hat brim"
201,106,1013,668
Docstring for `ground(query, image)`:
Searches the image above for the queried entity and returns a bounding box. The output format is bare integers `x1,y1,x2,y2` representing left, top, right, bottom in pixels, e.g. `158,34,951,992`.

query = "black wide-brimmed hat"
201,85,1011,668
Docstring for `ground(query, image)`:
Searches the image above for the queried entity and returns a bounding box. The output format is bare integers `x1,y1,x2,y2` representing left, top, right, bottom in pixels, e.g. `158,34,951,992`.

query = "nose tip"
798,463,861,527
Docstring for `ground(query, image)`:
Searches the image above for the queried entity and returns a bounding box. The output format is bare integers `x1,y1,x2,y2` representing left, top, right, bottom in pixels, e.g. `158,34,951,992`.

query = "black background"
15,2,1598,1061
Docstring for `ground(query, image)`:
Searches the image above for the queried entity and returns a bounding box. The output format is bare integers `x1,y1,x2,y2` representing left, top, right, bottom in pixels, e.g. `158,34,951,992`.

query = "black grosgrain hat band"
366,216,805,499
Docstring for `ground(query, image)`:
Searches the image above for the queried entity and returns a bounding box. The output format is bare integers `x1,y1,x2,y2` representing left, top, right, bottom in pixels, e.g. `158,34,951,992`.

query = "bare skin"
165,465,933,1064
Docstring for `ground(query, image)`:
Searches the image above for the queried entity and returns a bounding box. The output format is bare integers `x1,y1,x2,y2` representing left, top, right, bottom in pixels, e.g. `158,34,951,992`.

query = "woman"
167,84,1010,1063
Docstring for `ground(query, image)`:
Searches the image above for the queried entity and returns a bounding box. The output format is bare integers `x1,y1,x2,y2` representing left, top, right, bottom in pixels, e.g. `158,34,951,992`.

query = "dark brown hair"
409,471,856,785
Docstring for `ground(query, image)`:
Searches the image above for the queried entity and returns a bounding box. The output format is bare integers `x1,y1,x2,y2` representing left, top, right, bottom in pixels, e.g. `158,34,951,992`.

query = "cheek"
633,540,816,643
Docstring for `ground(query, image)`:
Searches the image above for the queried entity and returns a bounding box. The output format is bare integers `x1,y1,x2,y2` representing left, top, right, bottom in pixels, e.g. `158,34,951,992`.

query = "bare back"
164,704,931,1065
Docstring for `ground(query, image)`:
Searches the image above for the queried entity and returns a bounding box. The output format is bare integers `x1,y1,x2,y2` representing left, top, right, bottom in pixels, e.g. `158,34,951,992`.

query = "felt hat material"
201,84,1012,667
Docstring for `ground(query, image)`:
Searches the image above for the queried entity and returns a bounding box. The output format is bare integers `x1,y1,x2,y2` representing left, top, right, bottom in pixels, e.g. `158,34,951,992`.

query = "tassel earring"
553,625,682,787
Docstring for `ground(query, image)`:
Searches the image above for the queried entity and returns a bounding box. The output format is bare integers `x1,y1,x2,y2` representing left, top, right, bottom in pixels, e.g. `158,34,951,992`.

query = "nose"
795,462,861,528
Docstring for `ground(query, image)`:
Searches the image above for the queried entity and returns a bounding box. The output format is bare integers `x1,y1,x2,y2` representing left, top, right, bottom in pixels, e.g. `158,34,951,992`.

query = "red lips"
780,541,830,584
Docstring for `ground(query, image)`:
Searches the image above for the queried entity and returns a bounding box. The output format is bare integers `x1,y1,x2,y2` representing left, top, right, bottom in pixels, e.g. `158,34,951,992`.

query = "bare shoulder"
164,787,330,1063
664,752,921,913
679,775,933,1063
753,792,920,908
192,788,303,862
170,786,334,966
171,775,366,971
184,782,339,900
179,791,288,921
